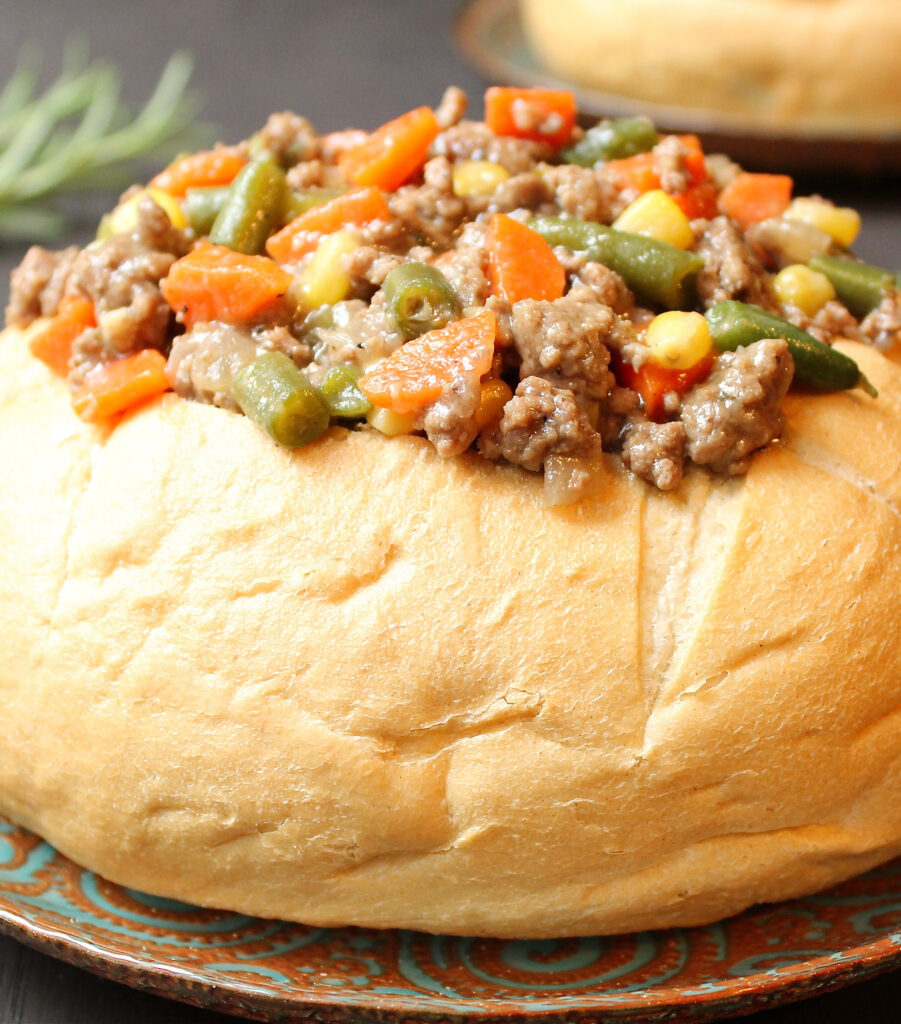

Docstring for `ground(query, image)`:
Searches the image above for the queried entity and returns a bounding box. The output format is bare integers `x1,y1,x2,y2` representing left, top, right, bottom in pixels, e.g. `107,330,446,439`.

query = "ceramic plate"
453,0,901,176
2,819,901,1022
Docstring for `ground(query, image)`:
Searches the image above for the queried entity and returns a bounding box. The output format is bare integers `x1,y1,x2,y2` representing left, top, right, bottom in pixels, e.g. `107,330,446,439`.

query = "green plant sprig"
0,41,208,241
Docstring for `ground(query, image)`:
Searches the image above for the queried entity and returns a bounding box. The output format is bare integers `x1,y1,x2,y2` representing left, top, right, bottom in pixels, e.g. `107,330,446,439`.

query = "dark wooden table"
1,2,899,1021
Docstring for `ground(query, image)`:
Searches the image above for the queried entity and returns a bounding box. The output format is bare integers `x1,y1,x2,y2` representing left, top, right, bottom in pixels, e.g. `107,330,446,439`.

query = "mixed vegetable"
7,85,900,504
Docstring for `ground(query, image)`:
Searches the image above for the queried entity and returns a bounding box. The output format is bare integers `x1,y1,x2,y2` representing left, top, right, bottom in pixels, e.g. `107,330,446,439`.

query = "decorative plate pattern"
453,0,901,175
2,819,901,1022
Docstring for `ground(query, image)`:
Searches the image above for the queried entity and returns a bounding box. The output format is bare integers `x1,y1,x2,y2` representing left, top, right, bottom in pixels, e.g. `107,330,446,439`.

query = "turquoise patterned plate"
2,820,901,1021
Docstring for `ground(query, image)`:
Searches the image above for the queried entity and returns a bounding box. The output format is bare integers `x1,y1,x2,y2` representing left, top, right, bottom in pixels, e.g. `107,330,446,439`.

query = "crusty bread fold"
2,323,901,937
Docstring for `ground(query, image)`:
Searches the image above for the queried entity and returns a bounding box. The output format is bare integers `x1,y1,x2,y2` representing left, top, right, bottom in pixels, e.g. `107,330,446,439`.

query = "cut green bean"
319,364,372,419
383,261,462,338
186,184,344,239
209,158,287,254
561,117,659,167
529,215,703,310
705,300,877,397
808,253,895,319
285,186,346,219
183,185,229,236
232,351,331,448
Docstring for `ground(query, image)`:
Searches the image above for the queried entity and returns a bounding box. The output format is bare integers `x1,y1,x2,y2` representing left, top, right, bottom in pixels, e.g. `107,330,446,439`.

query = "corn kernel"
474,377,513,430
101,187,187,238
147,188,188,229
787,197,861,248
612,189,694,250
366,405,418,436
297,230,358,309
773,263,836,316
452,160,510,198
95,213,114,241
645,310,712,370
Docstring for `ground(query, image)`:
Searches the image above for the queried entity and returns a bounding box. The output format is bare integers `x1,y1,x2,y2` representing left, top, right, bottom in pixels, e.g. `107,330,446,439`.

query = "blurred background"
0,1,899,1021
0,0,487,292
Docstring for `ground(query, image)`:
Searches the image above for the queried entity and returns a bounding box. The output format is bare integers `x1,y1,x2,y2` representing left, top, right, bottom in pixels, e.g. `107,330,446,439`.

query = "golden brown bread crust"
3,323,901,937
520,0,901,133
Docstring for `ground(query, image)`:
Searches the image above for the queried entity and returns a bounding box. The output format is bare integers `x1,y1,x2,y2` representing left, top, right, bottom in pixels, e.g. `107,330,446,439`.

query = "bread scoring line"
785,435,901,520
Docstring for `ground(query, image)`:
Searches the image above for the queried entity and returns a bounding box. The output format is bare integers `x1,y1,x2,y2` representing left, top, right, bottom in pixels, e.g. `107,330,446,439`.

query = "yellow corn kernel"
146,188,188,229
366,405,418,436
787,196,861,248
452,160,510,198
773,263,836,316
297,230,358,309
645,310,712,370
474,377,513,430
612,189,694,250
101,187,187,238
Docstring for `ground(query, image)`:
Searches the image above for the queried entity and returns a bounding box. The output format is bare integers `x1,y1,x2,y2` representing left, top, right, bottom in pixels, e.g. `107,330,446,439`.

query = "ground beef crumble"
480,376,603,472
257,111,320,167
6,245,79,326
343,246,405,296
653,135,696,195
574,261,634,315
434,86,468,131
488,172,551,216
510,292,618,402
621,413,686,491
432,121,552,175
389,176,467,250
420,375,483,458
681,338,794,475
66,198,186,381
783,300,860,346
431,244,490,308
7,89,891,504
861,292,901,350
539,164,620,224
695,216,774,310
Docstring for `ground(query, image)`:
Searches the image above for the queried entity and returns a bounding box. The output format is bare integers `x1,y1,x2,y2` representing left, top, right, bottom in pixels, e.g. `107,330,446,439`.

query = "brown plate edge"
452,0,901,175
3,890,901,1024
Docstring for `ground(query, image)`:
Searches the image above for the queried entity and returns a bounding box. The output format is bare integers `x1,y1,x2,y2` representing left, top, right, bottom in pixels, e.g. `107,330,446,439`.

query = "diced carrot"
608,134,709,201
484,87,577,149
161,243,293,329
487,213,565,304
605,151,661,195
719,172,794,230
339,106,440,192
673,180,719,220
28,297,96,376
676,135,708,187
616,352,714,421
360,309,497,414
71,349,170,422
265,186,391,263
149,148,246,198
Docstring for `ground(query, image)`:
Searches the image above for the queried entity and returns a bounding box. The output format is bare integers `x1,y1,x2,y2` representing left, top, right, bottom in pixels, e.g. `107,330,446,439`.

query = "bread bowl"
2,86,901,937
520,0,901,133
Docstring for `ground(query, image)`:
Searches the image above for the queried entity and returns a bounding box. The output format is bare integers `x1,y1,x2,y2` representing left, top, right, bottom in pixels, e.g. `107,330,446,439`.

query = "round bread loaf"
520,0,901,133
3,322,901,937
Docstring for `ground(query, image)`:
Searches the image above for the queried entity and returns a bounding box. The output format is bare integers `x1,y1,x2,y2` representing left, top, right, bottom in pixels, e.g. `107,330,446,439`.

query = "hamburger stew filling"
6,86,897,505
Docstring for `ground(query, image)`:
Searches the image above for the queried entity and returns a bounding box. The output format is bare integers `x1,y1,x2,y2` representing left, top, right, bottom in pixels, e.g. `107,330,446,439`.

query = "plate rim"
452,0,901,144
3,827,901,1023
